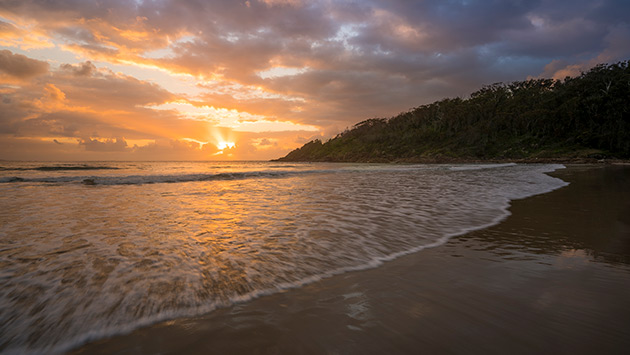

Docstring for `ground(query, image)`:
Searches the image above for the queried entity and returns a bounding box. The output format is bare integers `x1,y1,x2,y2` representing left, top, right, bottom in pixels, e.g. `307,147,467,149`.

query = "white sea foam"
447,162,517,171
0,162,568,354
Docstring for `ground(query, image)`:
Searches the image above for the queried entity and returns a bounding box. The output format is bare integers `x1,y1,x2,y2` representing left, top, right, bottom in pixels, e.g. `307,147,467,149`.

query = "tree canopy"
276,60,630,162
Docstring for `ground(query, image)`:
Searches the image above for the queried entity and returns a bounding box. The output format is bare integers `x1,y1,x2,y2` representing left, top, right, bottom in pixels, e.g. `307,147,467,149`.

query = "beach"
70,164,630,354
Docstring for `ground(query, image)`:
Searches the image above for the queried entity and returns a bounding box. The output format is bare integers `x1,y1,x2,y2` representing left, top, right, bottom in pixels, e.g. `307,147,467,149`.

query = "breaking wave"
0,162,567,354
0,165,120,172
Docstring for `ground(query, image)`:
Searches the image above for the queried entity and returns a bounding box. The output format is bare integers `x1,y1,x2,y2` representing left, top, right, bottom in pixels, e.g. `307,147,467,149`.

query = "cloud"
43,84,65,101
1,0,629,160
0,54,198,142
130,139,215,160
258,138,274,146
539,23,630,79
0,49,49,79
60,61,96,76
0,51,312,160
0,19,54,50
79,137,129,152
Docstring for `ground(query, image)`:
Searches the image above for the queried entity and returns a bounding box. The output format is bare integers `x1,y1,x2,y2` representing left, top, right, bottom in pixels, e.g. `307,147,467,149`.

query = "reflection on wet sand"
459,165,630,265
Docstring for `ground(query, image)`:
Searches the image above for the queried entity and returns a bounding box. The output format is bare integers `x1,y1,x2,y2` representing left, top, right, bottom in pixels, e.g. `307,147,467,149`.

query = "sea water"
0,162,567,353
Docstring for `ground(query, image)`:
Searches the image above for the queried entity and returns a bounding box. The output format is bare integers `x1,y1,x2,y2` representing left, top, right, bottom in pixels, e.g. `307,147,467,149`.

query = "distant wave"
0,165,121,171
3,176,26,182
0,163,524,186
0,170,318,186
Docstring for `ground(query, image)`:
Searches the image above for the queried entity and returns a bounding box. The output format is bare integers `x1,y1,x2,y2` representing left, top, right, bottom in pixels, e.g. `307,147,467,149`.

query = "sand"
71,164,630,354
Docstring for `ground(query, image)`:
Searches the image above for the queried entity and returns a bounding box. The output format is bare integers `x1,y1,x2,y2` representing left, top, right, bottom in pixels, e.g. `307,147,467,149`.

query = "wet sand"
72,165,630,354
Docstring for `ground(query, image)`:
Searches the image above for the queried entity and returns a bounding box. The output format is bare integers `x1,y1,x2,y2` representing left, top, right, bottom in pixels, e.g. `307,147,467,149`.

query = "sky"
1,0,629,161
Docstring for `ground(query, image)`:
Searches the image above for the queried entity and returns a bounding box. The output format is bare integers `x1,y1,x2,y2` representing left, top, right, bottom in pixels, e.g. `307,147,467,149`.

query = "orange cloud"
3,0,628,161
0,19,54,50
0,50,318,160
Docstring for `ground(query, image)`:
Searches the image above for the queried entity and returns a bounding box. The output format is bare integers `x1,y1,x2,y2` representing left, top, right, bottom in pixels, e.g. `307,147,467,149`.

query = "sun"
217,141,235,150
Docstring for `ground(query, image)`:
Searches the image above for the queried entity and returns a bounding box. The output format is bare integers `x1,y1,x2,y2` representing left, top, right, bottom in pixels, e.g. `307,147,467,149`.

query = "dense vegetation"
277,60,630,162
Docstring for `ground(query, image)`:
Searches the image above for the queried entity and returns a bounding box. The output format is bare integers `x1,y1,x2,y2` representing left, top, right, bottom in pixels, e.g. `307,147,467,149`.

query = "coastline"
71,164,630,354
274,156,630,165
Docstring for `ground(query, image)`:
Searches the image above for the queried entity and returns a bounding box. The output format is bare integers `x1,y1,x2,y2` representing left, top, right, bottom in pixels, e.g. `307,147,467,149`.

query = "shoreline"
273,157,630,164
71,164,630,354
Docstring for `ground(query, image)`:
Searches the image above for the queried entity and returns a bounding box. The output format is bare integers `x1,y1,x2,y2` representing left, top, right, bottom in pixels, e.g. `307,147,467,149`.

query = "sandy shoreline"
71,165,630,354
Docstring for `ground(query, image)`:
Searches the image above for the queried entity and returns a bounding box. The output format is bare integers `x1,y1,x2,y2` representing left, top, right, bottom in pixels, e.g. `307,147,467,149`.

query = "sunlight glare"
217,141,235,150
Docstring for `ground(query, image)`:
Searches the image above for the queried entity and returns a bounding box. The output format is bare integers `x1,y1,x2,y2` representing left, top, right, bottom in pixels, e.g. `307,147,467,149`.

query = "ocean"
0,161,568,354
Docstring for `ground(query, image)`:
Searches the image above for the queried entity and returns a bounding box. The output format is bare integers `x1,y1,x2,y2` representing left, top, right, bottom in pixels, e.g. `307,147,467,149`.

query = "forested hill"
276,60,630,163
